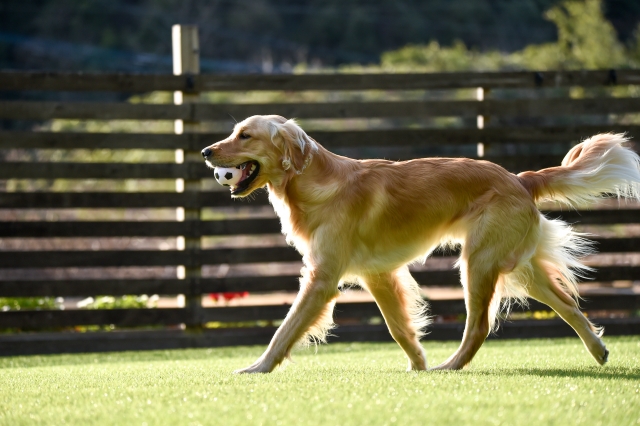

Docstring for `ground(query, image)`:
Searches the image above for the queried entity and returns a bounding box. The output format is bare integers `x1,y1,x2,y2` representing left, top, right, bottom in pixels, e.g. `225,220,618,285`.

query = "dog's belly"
347,232,446,275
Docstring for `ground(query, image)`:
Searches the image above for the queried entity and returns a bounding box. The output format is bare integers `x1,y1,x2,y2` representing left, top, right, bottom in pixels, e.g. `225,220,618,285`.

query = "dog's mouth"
230,161,260,196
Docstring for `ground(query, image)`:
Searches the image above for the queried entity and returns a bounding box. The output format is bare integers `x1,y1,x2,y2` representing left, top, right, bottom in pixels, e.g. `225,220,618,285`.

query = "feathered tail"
517,133,640,206
491,134,640,332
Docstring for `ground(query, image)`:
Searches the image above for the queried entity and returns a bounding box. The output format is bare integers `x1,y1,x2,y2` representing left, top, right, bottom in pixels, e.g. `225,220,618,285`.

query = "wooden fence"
1,67,640,355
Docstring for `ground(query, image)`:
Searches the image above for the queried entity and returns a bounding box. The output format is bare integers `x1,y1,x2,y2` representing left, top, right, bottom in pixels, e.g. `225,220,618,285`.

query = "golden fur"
202,115,640,373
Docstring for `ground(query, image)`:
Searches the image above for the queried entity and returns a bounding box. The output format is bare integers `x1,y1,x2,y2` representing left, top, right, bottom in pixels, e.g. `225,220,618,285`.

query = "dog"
201,115,640,373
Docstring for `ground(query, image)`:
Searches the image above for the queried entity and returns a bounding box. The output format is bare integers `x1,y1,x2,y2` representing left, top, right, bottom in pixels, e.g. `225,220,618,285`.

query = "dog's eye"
239,132,251,140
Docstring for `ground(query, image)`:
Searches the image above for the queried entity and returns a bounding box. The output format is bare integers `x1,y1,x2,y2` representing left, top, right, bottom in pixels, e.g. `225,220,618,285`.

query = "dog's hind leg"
362,267,429,371
527,259,608,365
432,197,541,370
431,255,499,370
235,266,341,374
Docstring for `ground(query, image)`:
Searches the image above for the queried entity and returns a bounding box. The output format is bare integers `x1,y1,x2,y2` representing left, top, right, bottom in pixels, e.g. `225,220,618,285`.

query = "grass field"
1,336,639,425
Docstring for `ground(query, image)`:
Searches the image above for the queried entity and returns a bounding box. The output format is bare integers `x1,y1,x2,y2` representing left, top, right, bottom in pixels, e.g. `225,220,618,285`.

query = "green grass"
1,337,639,426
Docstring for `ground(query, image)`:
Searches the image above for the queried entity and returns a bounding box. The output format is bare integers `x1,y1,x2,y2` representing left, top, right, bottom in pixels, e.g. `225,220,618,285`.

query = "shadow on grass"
472,367,640,381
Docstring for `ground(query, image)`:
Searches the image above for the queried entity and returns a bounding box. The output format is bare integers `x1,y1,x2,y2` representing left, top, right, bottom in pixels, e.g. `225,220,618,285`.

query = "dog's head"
201,115,318,197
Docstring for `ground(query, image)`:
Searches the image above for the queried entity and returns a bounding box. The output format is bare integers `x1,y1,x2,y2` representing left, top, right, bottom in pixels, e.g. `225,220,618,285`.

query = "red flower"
209,292,249,302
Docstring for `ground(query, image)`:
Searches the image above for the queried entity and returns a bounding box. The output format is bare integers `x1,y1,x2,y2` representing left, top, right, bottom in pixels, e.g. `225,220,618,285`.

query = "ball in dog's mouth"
213,161,260,195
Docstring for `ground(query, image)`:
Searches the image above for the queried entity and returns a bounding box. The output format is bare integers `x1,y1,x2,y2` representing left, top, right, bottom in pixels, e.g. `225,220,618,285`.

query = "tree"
372,0,636,72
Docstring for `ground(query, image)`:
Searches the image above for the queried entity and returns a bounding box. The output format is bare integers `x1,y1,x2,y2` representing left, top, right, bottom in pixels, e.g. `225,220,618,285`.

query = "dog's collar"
282,150,314,175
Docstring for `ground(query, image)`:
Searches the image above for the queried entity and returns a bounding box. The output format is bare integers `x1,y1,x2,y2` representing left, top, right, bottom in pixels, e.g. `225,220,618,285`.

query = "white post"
172,25,202,327
476,87,485,158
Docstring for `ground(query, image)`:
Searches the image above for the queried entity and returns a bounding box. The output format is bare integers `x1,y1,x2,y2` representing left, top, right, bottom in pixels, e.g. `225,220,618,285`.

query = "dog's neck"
267,144,353,250
269,144,348,202
282,148,315,176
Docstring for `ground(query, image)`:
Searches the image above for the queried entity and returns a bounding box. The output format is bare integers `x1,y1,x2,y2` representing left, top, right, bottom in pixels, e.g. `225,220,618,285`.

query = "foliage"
0,295,155,312
542,0,626,68
0,338,638,425
82,295,158,309
1,0,573,71
0,297,61,311
378,41,518,72
339,0,640,73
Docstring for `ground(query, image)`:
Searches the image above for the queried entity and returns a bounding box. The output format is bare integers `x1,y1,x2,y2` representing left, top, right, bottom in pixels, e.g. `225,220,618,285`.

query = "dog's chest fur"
268,187,309,255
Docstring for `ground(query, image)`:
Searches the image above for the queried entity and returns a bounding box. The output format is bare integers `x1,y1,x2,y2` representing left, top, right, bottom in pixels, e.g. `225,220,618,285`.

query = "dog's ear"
268,119,316,172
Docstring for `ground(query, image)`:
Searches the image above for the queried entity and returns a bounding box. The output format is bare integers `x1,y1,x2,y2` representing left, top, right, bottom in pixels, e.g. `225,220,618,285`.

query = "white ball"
214,166,242,187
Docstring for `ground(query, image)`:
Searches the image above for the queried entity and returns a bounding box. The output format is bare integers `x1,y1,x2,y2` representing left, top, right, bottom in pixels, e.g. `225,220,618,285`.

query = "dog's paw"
234,364,270,374
429,361,463,371
234,360,274,374
407,360,428,372
595,347,609,365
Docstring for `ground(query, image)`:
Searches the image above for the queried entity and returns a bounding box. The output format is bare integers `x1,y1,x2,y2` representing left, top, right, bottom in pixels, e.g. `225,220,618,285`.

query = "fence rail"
2,294,639,330
2,69,640,92
2,210,639,238
2,126,640,150
3,98,640,121
1,66,639,356
1,267,639,298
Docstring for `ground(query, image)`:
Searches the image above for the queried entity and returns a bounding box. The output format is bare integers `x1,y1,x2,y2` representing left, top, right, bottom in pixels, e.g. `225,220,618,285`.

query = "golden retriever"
201,115,640,373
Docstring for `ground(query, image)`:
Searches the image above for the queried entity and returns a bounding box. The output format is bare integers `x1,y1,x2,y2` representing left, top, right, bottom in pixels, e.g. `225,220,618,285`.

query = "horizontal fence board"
316,126,640,149
590,237,640,253
330,295,640,318
0,308,188,328
199,275,301,294
0,328,279,356
0,162,208,179
4,208,636,238
0,249,195,268
587,265,640,281
1,295,637,329
482,97,640,117
0,191,260,208
0,275,303,297
2,70,640,92
0,131,193,150
199,70,640,91
0,102,192,121
0,237,636,268
0,266,638,297
0,279,196,297
413,265,640,289
0,218,283,237
3,126,640,150
190,97,640,119
0,72,187,92
0,246,302,268
216,96,631,119
543,209,640,224
2,317,639,356
2,98,640,121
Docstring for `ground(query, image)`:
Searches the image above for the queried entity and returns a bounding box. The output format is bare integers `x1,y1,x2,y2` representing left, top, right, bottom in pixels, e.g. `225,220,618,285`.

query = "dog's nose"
202,148,212,159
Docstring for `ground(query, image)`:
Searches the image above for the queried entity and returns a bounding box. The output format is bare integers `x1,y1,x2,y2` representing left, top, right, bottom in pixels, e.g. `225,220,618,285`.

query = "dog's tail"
517,133,640,207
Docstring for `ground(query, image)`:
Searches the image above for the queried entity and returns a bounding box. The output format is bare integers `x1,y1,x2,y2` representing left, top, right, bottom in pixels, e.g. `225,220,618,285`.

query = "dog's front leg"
235,268,340,374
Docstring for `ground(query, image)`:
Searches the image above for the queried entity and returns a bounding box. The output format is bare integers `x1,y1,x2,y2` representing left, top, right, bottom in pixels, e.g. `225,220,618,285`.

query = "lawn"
1,337,638,426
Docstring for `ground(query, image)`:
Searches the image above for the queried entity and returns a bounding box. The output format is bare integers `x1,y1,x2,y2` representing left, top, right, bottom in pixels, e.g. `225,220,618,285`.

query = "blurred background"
1,0,640,73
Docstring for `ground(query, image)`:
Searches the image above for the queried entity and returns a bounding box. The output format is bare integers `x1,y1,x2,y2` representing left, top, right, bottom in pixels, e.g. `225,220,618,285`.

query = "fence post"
476,87,490,158
172,24,202,330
